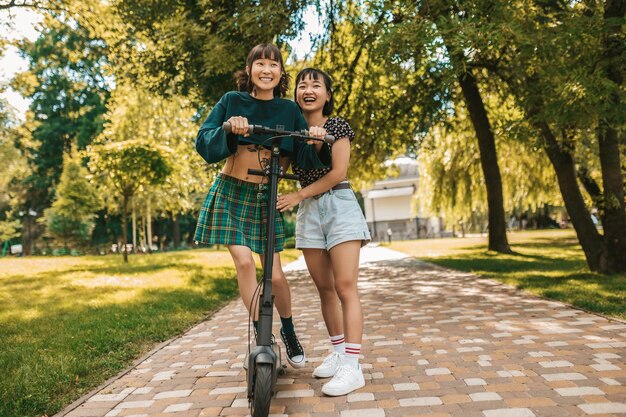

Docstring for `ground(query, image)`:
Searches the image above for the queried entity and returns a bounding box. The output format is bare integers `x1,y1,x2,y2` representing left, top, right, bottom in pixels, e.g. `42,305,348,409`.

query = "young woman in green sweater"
194,44,329,368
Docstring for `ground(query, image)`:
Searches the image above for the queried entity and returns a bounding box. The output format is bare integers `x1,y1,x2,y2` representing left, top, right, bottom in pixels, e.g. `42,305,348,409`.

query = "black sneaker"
280,327,306,368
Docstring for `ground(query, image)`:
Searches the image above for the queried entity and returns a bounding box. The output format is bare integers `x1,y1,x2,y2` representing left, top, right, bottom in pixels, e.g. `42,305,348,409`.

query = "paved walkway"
58,247,626,417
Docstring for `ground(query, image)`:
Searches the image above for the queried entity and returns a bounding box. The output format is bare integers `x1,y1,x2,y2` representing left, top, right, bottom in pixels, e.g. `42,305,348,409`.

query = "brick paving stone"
441,394,471,404
116,400,155,409
347,393,376,402
554,387,605,396
465,378,487,386
505,398,556,407
54,254,626,417
470,392,503,402
274,389,315,399
209,387,247,396
541,373,587,381
399,397,443,407
339,409,385,417
163,403,192,413
392,383,420,391
153,389,192,399
483,408,536,417
577,402,626,414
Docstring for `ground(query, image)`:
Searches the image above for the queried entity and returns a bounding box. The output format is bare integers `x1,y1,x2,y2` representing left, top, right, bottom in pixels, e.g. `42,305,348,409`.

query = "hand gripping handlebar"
222,122,335,144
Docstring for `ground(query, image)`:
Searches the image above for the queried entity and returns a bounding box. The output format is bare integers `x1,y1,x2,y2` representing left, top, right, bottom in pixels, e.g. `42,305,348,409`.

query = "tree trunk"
131,198,137,254
520,78,610,272
457,70,512,253
21,217,31,256
537,122,605,271
146,197,153,253
427,0,510,253
122,193,129,263
577,166,605,227
172,213,181,248
596,0,626,273
139,215,146,252
155,218,162,250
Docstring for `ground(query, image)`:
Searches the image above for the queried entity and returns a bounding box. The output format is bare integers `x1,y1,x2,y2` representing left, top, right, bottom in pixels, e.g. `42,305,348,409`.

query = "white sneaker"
321,364,365,396
313,351,342,378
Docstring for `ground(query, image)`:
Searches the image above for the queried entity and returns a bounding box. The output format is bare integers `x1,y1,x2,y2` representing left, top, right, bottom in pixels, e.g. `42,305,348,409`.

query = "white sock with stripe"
330,334,345,354
344,343,361,369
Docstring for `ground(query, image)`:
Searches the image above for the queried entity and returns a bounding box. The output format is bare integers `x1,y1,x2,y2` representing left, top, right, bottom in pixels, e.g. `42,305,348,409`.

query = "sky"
0,7,42,119
0,7,323,120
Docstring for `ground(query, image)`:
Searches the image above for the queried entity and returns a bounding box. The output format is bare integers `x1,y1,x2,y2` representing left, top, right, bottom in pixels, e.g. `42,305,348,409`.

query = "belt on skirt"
313,182,351,199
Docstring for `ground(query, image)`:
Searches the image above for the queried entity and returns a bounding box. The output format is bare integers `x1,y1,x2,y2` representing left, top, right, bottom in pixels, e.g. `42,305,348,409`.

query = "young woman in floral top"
277,68,371,396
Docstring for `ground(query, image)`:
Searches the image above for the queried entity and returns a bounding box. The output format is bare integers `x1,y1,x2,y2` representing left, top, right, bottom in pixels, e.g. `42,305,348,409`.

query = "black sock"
280,316,295,334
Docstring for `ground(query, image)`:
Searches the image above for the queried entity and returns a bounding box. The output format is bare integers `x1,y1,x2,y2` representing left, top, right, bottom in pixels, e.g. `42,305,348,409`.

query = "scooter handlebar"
222,122,335,144
222,121,255,135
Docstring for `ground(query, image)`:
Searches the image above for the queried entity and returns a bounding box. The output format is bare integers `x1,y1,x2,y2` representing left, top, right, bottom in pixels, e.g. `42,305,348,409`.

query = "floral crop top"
292,117,355,188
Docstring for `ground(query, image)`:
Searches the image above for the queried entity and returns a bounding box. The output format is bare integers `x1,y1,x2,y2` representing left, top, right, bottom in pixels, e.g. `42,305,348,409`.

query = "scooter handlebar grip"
222,122,255,133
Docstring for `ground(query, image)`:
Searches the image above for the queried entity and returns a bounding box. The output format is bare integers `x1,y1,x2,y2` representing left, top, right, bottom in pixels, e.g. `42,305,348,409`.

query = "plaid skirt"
194,173,284,254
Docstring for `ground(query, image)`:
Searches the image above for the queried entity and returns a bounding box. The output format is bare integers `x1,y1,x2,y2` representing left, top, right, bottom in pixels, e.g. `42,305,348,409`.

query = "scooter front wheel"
251,362,273,417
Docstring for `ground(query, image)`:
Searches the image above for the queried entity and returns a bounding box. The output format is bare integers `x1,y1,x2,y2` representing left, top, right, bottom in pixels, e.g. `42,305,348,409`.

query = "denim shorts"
295,186,371,251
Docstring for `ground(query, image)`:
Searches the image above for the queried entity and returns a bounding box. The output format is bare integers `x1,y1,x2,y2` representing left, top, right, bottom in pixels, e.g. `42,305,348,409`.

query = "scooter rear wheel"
251,362,273,417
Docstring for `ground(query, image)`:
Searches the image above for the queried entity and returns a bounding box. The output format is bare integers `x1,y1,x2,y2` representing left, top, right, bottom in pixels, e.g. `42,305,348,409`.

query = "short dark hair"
294,68,334,116
235,43,290,98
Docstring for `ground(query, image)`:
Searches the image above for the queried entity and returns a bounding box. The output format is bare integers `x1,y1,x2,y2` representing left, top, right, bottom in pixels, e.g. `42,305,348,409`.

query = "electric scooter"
223,122,334,417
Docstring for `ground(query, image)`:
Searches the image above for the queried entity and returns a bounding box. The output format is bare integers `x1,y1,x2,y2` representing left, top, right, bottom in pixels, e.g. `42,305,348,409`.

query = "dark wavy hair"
294,68,334,116
235,43,289,98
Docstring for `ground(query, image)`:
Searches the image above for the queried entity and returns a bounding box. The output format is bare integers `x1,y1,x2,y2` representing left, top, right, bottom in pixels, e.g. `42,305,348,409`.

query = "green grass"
0,248,300,417
389,229,626,321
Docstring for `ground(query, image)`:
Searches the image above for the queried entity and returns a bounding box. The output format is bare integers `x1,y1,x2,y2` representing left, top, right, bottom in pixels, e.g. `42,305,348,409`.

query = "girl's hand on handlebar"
277,191,304,212
307,126,327,143
307,126,327,151
226,116,250,137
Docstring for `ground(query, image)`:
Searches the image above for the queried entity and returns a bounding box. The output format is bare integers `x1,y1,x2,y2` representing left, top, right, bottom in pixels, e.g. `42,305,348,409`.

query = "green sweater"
195,91,330,168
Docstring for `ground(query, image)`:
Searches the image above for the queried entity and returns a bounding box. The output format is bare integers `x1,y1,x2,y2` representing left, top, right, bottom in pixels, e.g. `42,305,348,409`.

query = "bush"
52,248,69,256
283,217,296,238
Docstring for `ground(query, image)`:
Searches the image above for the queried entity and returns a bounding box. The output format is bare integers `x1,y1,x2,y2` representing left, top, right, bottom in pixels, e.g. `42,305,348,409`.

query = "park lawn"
0,248,301,417
389,229,626,321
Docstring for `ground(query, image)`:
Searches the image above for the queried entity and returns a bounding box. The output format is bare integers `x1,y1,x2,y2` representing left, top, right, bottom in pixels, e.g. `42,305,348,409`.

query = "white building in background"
362,157,448,242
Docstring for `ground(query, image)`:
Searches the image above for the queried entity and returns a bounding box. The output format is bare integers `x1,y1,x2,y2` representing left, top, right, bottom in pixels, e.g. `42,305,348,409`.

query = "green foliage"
417,93,562,227
48,153,100,218
100,0,308,103
431,0,623,199
43,212,92,246
0,98,30,241
12,13,109,212
303,13,403,184
2,0,622,267
317,1,622,249
283,216,296,238
87,137,172,261
0,122,29,212
88,83,208,216
418,123,485,226
0,219,20,241
87,140,172,202
42,152,100,247
284,236,296,249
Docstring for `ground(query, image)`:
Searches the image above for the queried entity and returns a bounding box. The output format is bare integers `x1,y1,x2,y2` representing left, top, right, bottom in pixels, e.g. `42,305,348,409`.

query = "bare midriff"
221,143,289,184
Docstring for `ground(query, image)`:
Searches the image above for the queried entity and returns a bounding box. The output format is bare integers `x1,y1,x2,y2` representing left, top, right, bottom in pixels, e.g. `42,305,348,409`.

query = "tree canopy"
0,0,623,272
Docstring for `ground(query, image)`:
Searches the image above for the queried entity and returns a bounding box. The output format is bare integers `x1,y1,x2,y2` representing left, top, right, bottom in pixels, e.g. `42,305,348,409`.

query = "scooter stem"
256,138,282,347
